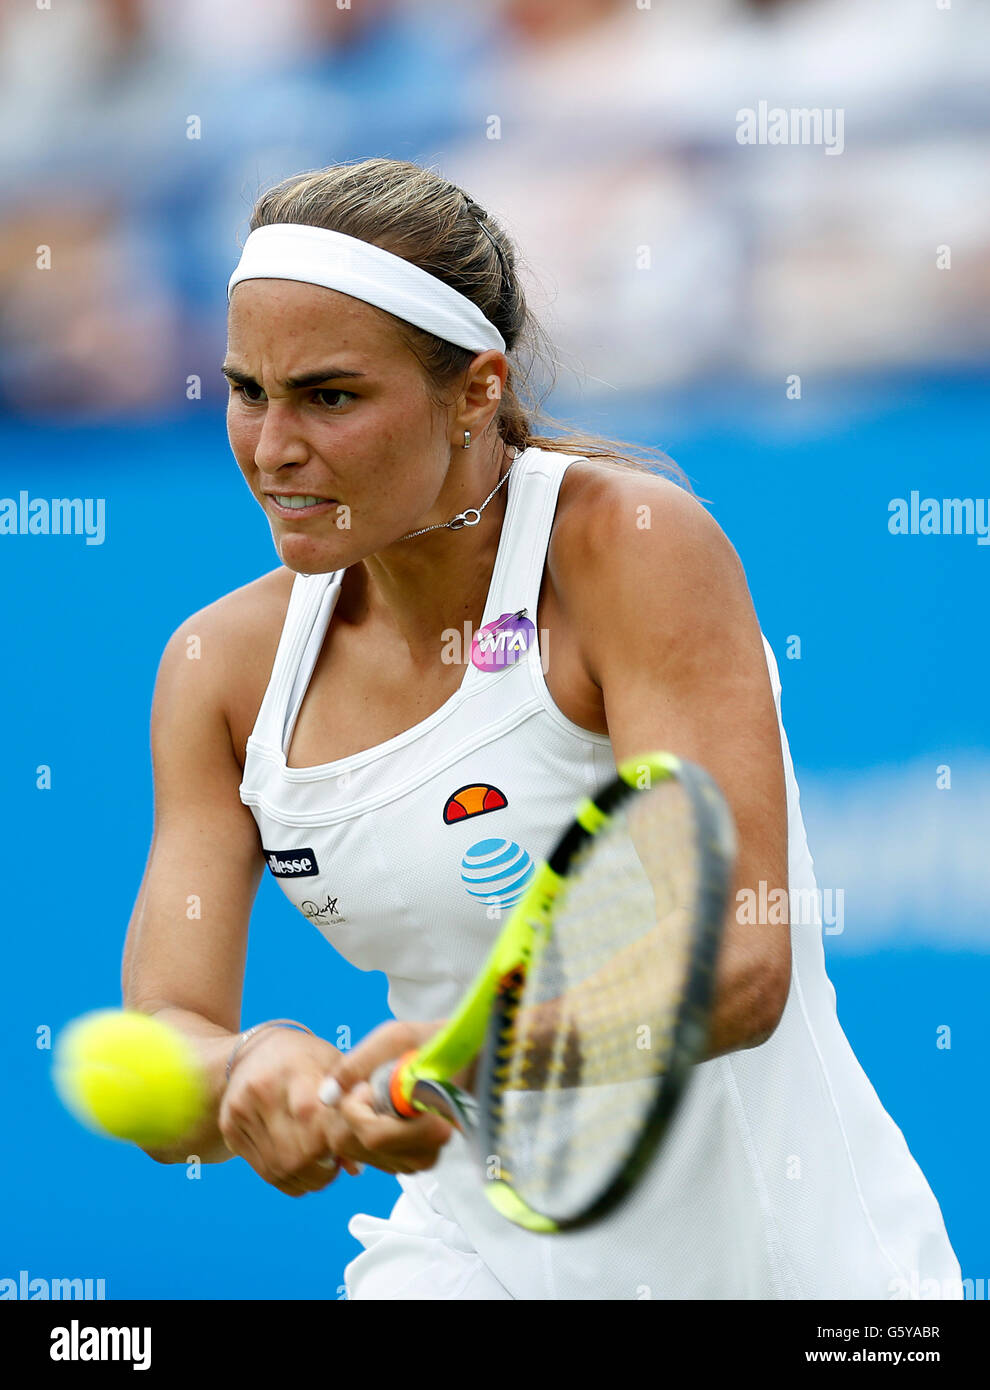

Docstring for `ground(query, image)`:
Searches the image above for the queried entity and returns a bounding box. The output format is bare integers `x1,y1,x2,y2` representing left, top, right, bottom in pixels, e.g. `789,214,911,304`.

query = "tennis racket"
369,750,736,1233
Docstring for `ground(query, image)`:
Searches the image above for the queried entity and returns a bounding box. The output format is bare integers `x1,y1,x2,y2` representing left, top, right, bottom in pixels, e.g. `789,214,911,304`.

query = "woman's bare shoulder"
162,566,294,657
550,458,713,575
158,566,297,766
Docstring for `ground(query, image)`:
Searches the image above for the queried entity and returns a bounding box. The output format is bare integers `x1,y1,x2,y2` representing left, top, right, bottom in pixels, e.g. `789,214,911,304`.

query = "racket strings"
486,780,702,1219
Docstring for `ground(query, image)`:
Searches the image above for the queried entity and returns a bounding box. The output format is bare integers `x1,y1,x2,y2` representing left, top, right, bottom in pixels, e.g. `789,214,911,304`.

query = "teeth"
274,495,329,509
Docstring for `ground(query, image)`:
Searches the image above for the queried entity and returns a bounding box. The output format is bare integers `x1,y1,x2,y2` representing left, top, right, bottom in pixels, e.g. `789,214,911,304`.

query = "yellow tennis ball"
54,1009,206,1147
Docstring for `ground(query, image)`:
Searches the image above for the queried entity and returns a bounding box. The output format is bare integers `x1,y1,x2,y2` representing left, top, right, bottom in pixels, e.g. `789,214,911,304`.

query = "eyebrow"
220,364,368,389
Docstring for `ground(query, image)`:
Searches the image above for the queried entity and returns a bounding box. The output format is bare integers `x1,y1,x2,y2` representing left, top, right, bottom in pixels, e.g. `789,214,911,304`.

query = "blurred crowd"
0,0,987,418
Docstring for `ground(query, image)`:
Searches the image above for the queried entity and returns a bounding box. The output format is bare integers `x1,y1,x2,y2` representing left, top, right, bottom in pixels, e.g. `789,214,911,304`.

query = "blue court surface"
0,367,986,1298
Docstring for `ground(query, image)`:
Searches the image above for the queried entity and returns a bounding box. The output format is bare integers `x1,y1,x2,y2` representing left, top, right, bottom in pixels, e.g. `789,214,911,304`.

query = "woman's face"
225,278,448,575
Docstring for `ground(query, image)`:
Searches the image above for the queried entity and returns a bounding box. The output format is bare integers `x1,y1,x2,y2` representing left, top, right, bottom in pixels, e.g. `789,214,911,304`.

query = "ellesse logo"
263,847,319,878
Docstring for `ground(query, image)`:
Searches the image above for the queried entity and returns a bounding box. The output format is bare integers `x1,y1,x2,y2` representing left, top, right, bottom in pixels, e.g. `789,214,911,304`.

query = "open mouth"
267,495,338,516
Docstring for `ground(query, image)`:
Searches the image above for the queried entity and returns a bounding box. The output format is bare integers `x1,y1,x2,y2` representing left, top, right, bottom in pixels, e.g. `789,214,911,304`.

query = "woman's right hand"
218,1025,454,1195
218,1027,359,1197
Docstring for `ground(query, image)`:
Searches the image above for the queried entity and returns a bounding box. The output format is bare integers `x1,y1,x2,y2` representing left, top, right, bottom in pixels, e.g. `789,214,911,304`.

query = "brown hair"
247,157,690,490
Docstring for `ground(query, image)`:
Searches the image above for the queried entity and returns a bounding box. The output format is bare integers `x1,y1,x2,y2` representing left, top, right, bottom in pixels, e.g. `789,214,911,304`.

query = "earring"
462,430,471,449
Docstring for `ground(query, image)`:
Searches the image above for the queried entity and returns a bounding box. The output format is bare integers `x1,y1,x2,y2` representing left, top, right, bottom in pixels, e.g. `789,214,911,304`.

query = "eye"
312,389,354,409
230,381,266,404
227,383,354,408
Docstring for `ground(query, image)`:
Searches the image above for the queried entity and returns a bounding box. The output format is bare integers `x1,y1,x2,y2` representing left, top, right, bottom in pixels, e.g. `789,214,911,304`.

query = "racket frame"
372,750,735,1234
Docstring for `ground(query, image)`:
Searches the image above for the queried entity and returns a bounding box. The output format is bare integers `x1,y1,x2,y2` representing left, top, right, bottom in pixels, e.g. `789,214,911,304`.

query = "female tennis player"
123,158,960,1299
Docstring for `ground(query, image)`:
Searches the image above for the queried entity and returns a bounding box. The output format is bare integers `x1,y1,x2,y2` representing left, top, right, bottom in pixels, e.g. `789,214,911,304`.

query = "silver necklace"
398,446,520,542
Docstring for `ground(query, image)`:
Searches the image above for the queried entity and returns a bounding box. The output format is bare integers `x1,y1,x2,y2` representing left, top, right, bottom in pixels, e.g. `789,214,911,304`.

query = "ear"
457,349,510,437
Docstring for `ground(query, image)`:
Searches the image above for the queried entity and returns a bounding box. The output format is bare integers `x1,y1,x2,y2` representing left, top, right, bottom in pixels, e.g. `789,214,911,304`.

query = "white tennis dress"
238,445,960,1300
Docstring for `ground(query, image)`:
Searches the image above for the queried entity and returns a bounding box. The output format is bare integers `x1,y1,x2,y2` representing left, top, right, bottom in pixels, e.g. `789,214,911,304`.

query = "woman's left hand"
317,1019,456,1176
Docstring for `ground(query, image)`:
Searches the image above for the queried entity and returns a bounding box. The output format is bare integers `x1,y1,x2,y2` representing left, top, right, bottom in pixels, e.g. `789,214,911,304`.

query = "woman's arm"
123,594,453,1188
548,467,793,1057
121,605,267,1163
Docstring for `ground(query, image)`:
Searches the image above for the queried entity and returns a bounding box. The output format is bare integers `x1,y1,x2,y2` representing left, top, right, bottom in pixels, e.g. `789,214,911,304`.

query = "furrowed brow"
285,367,367,389
220,364,367,389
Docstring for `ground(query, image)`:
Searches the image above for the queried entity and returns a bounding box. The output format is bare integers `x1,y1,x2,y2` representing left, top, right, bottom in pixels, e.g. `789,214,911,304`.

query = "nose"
252,398,309,476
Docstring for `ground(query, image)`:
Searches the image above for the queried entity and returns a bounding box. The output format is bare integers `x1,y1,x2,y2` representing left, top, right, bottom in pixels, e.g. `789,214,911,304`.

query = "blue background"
1,366,986,1297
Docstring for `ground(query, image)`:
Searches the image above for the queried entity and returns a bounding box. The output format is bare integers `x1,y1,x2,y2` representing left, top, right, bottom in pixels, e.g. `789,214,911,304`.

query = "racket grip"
369,1059,407,1118
370,1059,478,1133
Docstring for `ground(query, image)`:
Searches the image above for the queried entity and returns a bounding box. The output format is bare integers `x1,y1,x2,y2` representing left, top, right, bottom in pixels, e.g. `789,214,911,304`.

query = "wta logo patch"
442,783,508,824
263,847,319,878
470,609,535,671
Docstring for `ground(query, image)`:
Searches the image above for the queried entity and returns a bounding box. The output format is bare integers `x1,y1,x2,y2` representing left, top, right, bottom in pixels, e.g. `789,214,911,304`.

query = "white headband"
227,222,506,355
